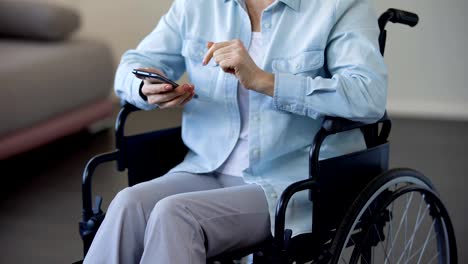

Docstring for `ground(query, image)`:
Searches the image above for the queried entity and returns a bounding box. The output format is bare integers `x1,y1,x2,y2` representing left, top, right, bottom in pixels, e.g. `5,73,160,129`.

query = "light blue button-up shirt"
115,0,387,236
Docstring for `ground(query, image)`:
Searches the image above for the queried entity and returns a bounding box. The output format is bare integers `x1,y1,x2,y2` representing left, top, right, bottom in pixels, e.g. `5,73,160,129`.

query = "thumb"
207,41,215,49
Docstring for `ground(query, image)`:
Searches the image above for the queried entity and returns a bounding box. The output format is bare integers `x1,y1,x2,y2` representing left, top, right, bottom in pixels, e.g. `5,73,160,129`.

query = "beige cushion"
0,38,114,136
0,1,80,41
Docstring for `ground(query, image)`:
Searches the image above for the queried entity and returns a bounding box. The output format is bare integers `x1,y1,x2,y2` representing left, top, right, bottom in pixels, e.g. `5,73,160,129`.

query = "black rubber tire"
328,168,457,264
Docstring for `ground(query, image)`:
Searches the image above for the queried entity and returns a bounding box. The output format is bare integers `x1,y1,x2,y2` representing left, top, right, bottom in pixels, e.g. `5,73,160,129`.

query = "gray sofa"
0,1,115,159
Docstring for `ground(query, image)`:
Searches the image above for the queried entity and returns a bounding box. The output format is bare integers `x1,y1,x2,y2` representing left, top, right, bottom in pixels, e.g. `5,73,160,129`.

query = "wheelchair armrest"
81,102,145,221
80,150,121,256
115,103,143,158
80,103,185,256
274,178,317,251
82,150,120,221
310,113,391,179
322,112,389,135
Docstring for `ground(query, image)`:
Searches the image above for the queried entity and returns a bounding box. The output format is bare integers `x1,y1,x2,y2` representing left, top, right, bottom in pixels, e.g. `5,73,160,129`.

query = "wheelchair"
78,8,457,264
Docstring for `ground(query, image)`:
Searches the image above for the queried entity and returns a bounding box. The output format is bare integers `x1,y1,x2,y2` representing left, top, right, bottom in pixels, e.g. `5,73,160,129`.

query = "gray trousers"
83,172,271,264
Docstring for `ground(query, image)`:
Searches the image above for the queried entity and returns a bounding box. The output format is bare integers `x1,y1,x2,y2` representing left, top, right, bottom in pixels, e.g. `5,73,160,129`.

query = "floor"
0,107,467,264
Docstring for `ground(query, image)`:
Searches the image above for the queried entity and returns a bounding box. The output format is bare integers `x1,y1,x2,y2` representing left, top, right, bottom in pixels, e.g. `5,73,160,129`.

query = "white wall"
41,0,468,120
374,0,468,120
35,0,173,61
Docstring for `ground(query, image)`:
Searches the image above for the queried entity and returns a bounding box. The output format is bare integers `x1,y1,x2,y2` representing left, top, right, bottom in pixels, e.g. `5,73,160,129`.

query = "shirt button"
252,115,260,122
264,23,271,29
295,63,300,70
271,193,278,199
252,149,260,158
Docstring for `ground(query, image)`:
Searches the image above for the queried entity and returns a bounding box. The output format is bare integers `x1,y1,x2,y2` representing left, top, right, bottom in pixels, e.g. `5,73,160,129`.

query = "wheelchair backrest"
122,127,188,186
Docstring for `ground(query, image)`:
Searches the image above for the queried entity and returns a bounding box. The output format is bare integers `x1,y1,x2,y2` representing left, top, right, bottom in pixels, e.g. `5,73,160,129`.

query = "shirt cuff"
131,76,158,110
138,80,148,101
273,72,306,113
273,73,326,119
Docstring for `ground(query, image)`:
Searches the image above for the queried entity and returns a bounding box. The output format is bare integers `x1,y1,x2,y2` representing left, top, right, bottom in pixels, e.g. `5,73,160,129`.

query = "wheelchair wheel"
329,168,457,264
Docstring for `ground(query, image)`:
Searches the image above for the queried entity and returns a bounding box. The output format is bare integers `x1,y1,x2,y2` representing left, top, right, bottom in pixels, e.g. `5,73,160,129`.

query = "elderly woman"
84,0,387,263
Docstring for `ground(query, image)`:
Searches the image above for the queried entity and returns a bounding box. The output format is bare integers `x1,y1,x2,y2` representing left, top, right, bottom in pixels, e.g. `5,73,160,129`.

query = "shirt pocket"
181,39,219,101
271,50,324,76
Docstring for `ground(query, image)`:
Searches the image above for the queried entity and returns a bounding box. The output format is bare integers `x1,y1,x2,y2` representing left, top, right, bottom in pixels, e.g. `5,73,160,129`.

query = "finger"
180,92,195,106
207,41,214,49
213,45,236,58
203,41,231,65
150,83,193,103
218,57,236,74
157,95,183,108
147,86,183,104
148,92,178,105
142,83,173,95
159,92,192,109
178,91,194,107
213,52,233,66
177,83,195,94
165,84,194,106
211,40,244,66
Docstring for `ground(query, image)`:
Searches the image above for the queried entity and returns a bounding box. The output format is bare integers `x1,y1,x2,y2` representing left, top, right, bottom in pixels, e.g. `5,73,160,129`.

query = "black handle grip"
388,8,419,27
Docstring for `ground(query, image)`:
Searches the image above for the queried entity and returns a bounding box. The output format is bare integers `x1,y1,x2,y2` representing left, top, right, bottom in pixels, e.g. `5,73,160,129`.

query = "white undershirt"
216,32,264,177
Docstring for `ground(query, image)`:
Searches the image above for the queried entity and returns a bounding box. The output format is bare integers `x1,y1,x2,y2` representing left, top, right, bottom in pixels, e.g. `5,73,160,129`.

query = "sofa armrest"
0,1,80,41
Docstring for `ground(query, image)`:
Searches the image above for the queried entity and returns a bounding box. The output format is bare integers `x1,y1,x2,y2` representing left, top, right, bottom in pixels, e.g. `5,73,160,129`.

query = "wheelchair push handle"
379,8,419,32
388,8,419,27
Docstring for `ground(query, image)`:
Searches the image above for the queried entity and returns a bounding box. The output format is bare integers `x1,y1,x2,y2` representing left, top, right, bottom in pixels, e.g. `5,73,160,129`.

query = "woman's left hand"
203,39,274,97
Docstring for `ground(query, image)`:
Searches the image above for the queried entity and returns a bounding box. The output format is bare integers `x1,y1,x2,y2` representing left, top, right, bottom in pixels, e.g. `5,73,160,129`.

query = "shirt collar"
223,0,301,12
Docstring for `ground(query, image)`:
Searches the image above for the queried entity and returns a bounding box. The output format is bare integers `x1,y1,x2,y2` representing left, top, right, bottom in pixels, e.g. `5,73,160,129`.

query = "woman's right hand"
139,68,195,108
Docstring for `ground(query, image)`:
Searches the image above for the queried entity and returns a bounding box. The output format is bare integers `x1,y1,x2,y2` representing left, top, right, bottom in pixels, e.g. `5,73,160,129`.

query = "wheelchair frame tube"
273,116,391,251
378,9,419,56
308,114,391,184
274,178,318,251
115,103,141,171
82,151,120,221
309,127,330,181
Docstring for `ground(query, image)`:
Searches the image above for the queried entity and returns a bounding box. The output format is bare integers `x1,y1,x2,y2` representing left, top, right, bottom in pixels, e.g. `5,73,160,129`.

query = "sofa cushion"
0,39,114,136
0,1,80,41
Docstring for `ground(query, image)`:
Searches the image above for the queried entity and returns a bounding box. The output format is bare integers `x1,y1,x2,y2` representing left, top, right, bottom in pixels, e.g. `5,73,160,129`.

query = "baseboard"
0,99,114,160
387,99,468,121
86,117,114,134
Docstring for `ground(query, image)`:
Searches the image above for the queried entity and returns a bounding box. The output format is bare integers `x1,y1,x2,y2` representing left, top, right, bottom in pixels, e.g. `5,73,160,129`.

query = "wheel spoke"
406,195,426,261
416,227,437,264
372,223,391,262
396,197,429,264
350,237,357,248
341,256,347,264
385,193,414,264
361,253,370,264
427,252,440,264
404,195,409,259
335,176,454,264
397,219,437,264
385,200,395,263
373,246,375,263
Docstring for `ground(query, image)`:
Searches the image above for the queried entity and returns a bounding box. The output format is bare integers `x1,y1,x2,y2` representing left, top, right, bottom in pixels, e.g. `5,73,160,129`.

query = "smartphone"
132,69,179,88
133,69,198,98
